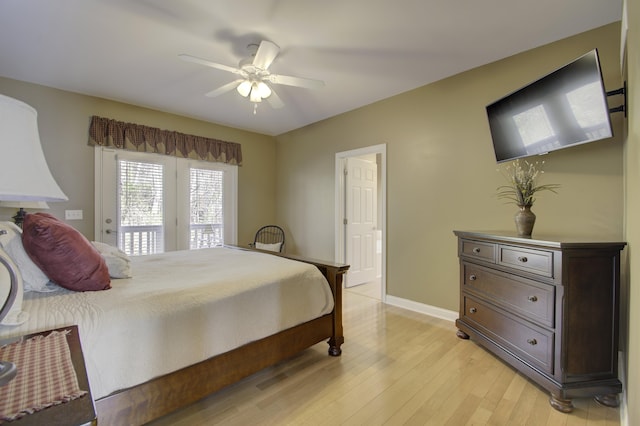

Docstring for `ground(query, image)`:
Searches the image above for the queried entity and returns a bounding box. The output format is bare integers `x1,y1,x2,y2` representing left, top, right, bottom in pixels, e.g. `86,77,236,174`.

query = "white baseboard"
384,295,458,322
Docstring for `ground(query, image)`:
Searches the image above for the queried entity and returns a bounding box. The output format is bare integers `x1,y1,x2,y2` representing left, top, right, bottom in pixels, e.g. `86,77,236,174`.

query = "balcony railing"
119,225,163,256
119,223,223,256
190,223,223,249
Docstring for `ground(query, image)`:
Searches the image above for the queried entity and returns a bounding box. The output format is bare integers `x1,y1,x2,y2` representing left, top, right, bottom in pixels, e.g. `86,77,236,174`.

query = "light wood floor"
346,279,382,300
147,290,621,426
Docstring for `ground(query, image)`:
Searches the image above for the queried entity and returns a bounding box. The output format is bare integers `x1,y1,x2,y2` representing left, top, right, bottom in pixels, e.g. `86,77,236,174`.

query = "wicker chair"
249,225,285,252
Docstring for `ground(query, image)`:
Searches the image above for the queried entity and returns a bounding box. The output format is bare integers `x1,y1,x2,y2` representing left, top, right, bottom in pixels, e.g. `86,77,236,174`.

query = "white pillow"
255,242,282,252
0,247,29,326
0,221,51,292
91,241,132,279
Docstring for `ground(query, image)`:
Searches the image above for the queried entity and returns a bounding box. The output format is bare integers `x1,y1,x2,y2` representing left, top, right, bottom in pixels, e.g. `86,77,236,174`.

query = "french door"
95,147,237,255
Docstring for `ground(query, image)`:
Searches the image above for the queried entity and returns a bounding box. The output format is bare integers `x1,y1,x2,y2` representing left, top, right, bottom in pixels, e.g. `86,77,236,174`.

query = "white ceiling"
0,0,622,136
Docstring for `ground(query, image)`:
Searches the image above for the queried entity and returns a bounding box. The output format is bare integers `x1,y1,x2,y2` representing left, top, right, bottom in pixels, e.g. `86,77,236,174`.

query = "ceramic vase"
515,205,536,237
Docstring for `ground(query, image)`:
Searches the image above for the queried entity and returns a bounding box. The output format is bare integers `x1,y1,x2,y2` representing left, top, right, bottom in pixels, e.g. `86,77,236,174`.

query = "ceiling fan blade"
266,88,284,109
204,79,244,98
267,73,325,89
179,54,246,76
252,41,280,70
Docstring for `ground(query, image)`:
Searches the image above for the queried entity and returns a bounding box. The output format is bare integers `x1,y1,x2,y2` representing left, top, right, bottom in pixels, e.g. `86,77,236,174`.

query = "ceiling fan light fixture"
181,39,325,111
236,80,252,97
256,81,272,99
249,84,263,103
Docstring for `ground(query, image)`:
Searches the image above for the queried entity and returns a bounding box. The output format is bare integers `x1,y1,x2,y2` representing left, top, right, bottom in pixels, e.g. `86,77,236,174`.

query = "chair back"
251,225,285,252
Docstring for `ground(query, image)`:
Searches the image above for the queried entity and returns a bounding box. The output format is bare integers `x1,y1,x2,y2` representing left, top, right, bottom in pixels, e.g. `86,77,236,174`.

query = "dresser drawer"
460,239,496,263
462,263,555,327
462,295,554,374
498,245,554,277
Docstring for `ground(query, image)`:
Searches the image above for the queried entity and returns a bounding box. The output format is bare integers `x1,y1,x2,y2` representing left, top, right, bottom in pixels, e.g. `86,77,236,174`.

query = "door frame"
335,144,387,301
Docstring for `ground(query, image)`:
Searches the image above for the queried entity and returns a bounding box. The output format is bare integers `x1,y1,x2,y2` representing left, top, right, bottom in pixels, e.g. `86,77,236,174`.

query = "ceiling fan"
179,40,325,110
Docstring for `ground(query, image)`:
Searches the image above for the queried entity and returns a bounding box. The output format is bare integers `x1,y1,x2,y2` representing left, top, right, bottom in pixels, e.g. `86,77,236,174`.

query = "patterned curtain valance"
88,116,243,166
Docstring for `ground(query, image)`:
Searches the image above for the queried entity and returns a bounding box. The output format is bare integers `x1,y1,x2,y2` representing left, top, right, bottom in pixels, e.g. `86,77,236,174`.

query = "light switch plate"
65,210,83,220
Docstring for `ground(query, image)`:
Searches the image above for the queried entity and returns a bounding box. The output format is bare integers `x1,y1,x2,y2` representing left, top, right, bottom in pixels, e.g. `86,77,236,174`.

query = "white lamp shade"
249,85,263,103
236,81,252,97
0,94,68,202
256,82,272,99
0,201,49,209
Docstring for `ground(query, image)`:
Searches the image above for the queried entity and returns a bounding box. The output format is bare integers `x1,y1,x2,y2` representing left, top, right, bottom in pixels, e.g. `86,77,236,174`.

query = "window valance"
88,116,242,166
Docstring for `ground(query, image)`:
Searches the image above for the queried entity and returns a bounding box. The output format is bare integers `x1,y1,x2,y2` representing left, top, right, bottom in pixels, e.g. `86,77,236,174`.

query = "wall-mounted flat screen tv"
486,49,613,163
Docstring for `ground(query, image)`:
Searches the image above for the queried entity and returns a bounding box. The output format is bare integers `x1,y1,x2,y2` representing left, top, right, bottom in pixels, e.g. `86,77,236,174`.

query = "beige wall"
0,77,278,246
276,22,624,311
623,0,638,424
1,18,635,422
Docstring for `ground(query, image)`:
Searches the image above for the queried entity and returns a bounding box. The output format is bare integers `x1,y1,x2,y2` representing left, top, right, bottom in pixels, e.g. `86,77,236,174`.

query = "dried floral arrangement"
497,159,560,207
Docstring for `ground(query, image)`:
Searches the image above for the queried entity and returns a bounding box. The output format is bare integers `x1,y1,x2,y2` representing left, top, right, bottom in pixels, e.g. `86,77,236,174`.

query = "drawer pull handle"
528,295,538,302
469,307,477,314
472,247,481,254
517,256,528,263
469,274,477,281
527,338,537,346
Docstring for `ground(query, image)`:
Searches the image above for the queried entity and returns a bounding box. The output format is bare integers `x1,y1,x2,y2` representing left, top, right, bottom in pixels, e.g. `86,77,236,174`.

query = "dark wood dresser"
453,230,625,413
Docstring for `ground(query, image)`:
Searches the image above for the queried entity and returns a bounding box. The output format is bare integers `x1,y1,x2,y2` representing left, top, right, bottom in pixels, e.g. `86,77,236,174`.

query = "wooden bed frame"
94,249,348,426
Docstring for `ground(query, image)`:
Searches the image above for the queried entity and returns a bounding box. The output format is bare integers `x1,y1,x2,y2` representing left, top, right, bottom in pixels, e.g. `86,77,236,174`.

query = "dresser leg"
456,329,469,339
594,393,619,407
549,394,574,413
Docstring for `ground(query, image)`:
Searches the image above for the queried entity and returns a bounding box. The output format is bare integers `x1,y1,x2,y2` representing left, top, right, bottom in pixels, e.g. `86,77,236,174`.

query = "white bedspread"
0,247,334,399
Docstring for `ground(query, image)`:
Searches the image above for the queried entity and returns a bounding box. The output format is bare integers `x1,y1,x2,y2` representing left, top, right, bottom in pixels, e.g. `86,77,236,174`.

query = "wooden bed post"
232,246,348,356
270,250,348,356
313,263,347,356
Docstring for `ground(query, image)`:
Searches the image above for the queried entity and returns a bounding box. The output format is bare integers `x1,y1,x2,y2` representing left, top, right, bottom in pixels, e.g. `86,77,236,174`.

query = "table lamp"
0,93,68,386
0,201,49,228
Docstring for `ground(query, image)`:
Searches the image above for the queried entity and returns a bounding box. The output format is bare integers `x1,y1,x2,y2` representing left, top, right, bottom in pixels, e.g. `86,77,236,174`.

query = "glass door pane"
189,167,223,249
118,159,165,255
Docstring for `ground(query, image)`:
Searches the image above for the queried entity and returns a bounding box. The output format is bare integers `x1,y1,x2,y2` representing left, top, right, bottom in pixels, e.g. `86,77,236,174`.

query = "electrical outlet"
65,210,83,220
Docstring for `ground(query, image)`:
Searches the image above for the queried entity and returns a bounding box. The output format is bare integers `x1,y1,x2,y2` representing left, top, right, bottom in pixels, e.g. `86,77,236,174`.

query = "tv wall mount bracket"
607,82,627,117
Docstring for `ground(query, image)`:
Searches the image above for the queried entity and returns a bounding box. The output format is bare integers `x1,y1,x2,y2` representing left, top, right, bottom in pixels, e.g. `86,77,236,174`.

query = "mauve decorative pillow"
21,213,111,291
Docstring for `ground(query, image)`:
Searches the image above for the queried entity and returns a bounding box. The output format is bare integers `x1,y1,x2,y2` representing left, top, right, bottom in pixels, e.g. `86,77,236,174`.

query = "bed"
0,220,347,425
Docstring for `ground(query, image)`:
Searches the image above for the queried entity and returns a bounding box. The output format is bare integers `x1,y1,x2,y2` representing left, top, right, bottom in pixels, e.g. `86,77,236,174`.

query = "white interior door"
345,157,377,287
